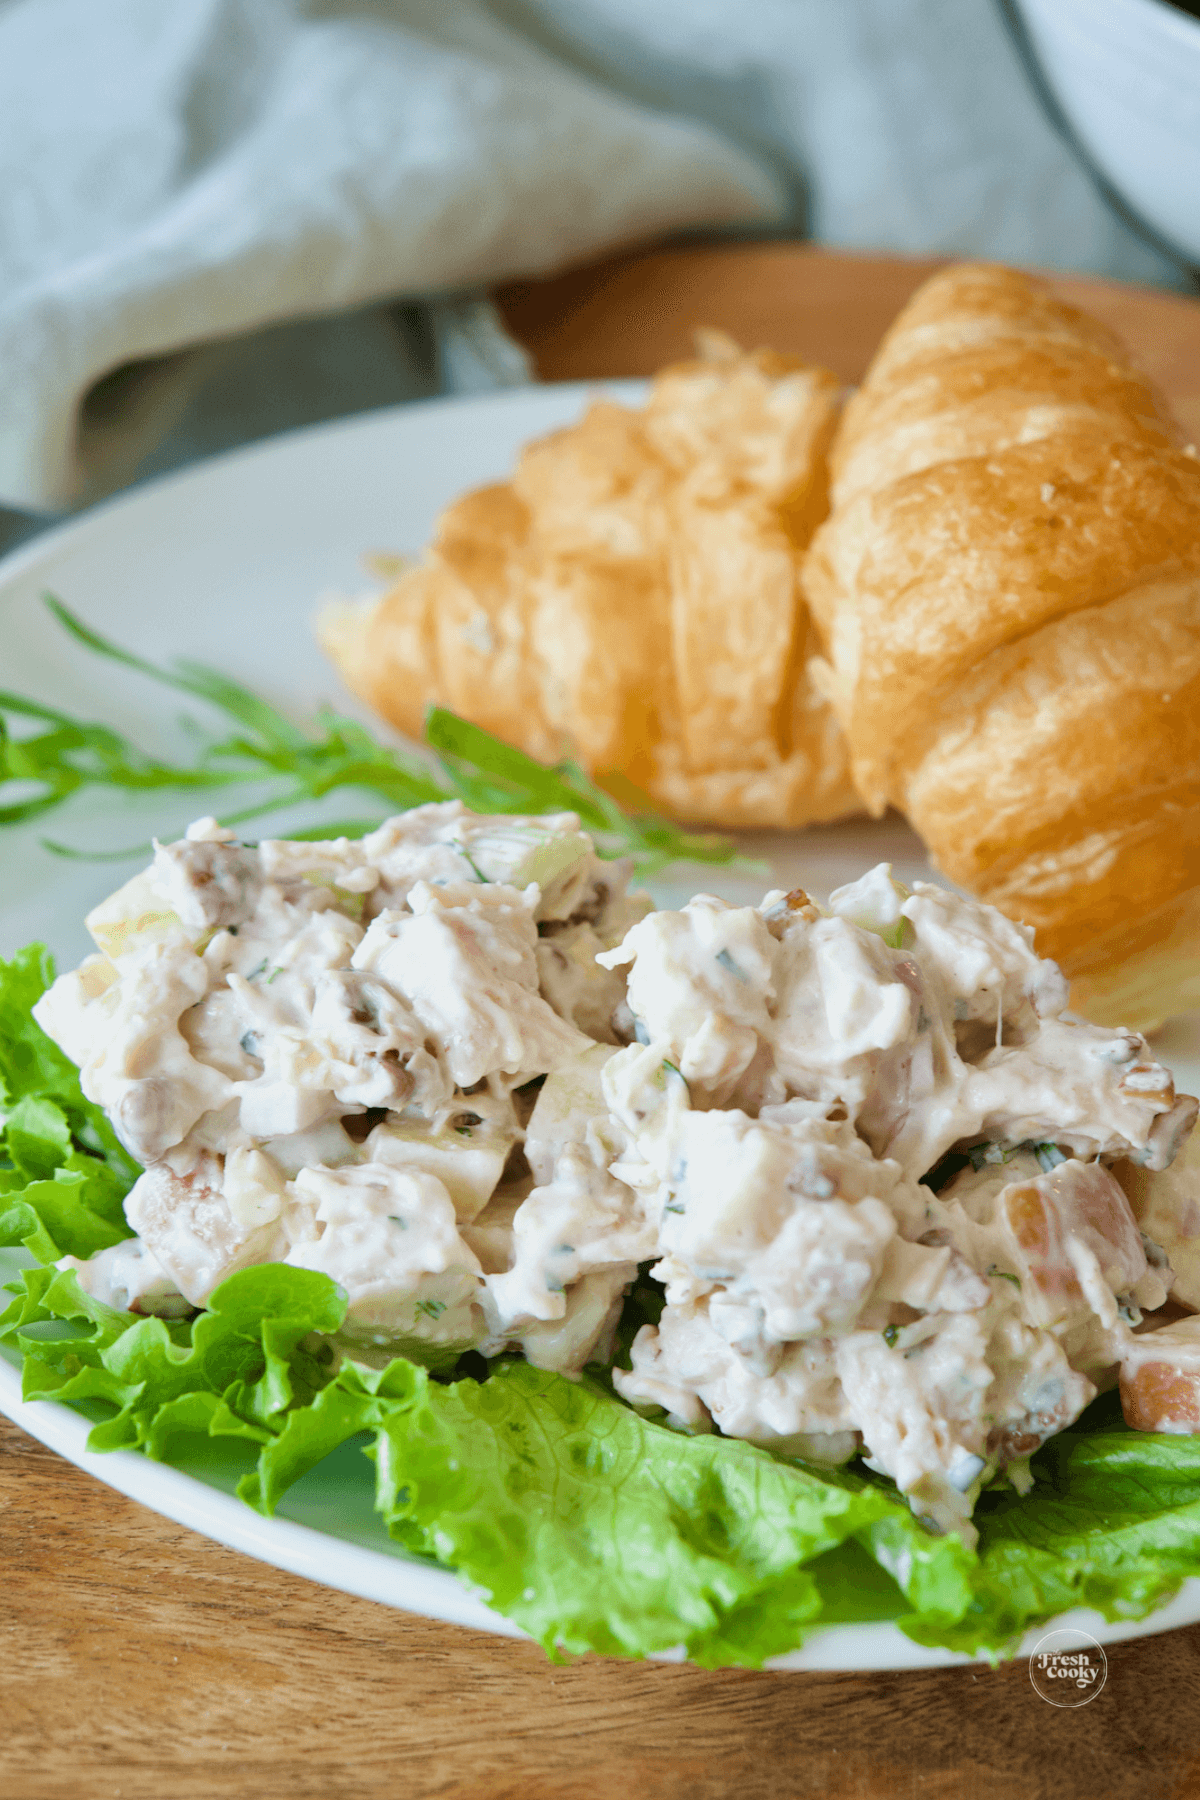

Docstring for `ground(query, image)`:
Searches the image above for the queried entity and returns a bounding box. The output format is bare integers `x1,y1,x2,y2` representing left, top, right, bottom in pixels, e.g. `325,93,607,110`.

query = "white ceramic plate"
2,385,1199,1670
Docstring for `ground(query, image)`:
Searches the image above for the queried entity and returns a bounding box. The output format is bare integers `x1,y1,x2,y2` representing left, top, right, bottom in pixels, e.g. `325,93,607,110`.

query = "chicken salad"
28,803,1200,1550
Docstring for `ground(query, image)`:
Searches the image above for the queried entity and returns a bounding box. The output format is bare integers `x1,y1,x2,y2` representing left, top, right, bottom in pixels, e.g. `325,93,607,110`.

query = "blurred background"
2,0,1197,563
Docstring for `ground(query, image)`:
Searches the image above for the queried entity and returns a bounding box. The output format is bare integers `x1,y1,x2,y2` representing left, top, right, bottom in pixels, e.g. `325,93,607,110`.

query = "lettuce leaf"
365,1359,905,1663
7,1250,1200,1663
0,945,140,1263
0,1257,944,1662
963,1402,1200,1644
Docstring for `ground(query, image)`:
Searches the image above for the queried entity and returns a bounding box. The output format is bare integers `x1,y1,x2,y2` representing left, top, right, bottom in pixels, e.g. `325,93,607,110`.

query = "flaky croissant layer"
320,265,1200,1032
318,337,860,831
803,262,1200,1030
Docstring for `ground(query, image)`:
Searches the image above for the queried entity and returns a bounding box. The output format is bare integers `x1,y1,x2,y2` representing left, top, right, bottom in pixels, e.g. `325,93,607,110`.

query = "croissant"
318,336,859,829
801,262,1200,1031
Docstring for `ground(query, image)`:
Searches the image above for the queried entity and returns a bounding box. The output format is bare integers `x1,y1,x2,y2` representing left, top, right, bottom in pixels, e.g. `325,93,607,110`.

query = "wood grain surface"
5,1412,1200,1800
7,245,1200,1800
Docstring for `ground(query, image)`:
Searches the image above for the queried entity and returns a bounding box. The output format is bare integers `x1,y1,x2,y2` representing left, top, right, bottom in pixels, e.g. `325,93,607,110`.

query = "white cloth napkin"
0,0,780,510
0,0,1184,517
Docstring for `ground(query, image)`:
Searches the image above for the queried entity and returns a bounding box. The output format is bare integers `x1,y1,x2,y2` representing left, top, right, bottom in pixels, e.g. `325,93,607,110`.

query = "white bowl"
1015,0,1200,264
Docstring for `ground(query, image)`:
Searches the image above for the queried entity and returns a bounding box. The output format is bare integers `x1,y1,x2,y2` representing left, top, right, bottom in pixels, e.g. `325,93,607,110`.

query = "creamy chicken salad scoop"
33,804,1200,1542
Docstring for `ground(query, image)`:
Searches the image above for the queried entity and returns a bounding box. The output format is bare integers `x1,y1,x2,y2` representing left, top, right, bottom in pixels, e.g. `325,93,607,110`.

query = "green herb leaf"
0,598,741,881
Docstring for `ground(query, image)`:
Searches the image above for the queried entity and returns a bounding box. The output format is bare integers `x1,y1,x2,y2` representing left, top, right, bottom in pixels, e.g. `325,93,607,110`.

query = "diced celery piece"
301,872,366,920
85,868,185,961
827,863,910,949
457,820,593,899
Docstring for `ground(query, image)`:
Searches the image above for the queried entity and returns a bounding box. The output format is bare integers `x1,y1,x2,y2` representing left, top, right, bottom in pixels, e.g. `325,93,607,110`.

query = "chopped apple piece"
367,1116,514,1221
998,1160,1145,1327
1115,1124,1200,1310
76,952,119,1001
1121,1316,1200,1432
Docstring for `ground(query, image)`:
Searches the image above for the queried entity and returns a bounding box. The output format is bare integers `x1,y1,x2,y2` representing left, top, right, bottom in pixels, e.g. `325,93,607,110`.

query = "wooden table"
6,1416,1200,1800
7,245,1200,1799
495,240,1200,445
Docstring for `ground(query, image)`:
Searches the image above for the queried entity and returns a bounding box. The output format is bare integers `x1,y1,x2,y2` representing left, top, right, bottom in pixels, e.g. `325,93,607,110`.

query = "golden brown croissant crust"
803,262,1200,1027
319,338,859,830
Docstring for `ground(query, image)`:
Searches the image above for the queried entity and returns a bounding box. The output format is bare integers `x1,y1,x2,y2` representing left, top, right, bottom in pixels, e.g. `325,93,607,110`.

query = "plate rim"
3,385,1200,1671
0,378,650,595
6,1346,1200,1672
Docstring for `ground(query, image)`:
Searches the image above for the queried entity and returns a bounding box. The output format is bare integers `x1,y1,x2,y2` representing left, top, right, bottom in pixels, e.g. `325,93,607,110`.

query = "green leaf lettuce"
0,944,140,1263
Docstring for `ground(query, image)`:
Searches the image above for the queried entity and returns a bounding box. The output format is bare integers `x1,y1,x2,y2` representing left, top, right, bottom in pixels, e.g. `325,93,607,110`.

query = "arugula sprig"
0,597,738,876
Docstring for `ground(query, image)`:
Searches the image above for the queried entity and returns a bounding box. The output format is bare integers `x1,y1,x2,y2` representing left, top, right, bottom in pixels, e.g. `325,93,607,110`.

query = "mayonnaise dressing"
41,831,1199,1535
